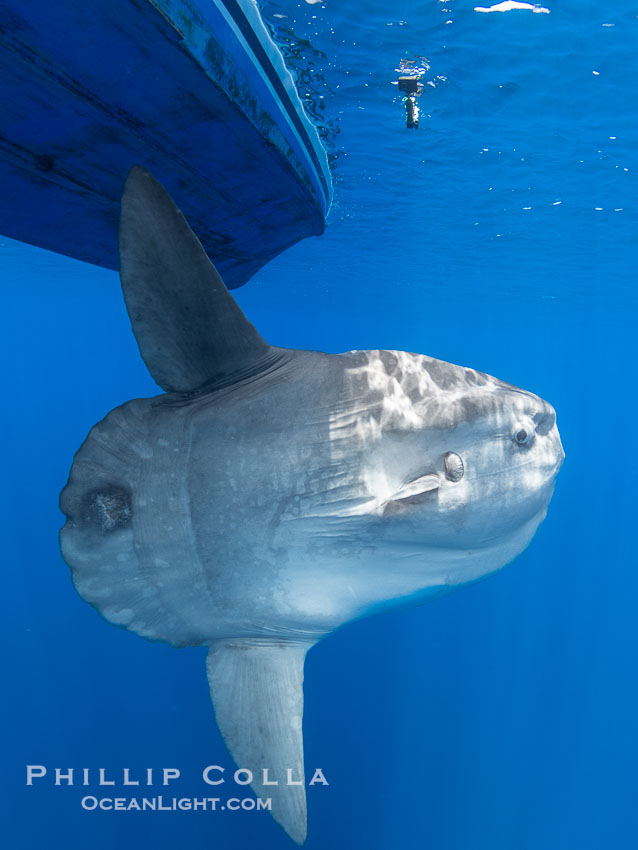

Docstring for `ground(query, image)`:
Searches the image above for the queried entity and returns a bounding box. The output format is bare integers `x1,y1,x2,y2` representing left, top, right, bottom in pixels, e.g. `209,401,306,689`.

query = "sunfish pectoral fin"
206,640,312,844
387,473,440,503
378,473,440,516
119,166,275,393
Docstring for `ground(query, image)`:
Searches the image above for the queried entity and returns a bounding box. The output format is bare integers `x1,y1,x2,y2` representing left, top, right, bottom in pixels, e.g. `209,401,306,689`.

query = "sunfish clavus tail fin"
118,166,275,393
206,640,311,844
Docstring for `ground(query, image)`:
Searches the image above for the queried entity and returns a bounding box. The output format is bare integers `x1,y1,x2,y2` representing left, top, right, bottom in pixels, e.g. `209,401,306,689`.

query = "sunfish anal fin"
119,166,276,393
206,640,312,844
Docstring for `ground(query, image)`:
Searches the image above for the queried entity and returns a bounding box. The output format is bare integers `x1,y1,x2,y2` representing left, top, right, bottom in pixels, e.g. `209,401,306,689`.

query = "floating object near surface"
395,56,427,130
0,0,332,288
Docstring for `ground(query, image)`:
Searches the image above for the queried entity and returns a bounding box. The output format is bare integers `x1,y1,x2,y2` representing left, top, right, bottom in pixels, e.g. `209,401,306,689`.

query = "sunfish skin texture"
59,167,564,844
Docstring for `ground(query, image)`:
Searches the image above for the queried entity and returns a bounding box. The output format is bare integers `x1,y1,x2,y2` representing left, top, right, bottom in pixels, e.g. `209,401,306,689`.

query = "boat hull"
0,0,331,287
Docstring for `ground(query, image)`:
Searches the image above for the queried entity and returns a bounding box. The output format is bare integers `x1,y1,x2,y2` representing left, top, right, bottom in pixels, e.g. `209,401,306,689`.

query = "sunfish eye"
514,427,533,446
443,451,464,482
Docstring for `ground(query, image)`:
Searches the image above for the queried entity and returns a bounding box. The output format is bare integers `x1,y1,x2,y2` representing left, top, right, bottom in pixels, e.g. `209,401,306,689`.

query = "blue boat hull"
0,0,331,288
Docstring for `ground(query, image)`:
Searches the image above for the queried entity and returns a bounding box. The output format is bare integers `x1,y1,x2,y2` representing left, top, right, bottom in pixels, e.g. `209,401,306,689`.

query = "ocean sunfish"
59,167,564,843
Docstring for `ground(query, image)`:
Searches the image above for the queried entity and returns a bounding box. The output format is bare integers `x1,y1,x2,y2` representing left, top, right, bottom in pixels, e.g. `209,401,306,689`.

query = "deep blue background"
2,1,637,848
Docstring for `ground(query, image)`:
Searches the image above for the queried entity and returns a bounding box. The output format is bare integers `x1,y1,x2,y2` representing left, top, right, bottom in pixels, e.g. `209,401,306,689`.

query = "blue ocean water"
2,1,637,848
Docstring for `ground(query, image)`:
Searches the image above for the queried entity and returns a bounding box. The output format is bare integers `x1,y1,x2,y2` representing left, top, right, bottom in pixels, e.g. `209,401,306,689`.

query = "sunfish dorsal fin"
206,640,311,844
118,166,273,393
